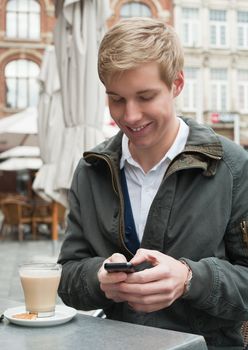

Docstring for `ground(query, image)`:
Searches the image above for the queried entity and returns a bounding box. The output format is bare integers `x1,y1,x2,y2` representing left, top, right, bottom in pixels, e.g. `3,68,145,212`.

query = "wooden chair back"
0,197,33,240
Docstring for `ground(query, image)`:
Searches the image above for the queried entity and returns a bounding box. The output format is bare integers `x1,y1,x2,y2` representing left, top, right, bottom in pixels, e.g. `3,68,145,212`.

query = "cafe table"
0,298,207,350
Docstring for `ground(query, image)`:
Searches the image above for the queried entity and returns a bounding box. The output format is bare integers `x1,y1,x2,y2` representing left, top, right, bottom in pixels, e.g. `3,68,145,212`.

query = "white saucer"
4,305,77,327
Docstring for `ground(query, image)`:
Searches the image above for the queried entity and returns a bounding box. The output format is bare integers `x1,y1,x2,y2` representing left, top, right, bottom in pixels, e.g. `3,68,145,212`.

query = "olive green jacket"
58,118,248,349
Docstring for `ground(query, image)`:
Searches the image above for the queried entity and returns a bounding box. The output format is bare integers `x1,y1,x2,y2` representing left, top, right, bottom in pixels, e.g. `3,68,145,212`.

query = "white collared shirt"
120,117,189,241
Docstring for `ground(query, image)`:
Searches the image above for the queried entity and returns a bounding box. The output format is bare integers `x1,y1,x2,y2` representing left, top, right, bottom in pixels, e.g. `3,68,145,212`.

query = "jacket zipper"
84,153,134,257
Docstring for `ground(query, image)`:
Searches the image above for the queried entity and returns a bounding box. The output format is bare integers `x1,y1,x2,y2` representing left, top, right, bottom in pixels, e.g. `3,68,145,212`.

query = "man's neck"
129,118,180,173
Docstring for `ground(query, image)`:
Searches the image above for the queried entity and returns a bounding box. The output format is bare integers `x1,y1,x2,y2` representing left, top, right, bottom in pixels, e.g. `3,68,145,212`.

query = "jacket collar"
84,117,223,177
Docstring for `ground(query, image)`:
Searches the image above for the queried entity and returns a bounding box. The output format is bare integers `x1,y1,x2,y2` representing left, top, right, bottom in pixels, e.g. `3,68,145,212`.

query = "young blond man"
58,18,248,349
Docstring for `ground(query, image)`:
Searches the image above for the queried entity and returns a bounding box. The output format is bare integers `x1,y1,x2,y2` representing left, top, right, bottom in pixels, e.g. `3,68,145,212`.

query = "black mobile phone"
104,262,134,273
104,261,153,273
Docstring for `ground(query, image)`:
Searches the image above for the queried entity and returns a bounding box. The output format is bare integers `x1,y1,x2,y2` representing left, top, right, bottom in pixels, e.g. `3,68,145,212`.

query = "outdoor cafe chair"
0,197,33,241
31,199,66,240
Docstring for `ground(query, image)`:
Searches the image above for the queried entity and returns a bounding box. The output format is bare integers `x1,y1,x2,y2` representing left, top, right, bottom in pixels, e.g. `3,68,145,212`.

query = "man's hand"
98,253,129,302
98,249,189,313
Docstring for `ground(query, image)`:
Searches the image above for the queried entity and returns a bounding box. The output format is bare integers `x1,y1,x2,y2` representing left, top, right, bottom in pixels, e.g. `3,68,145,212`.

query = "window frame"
237,69,248,113
210,68,228,112
209,9,228,48
5,59,40,109
182,67,199,112
5,0,41,40
181,7,200,47
237,11,248,49
120,1,152,18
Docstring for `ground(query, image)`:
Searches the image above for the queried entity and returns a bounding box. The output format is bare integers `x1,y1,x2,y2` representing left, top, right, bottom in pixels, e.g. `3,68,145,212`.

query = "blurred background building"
1,0,247,150
0,0,247,179
174,0,248,149
0,0,55,119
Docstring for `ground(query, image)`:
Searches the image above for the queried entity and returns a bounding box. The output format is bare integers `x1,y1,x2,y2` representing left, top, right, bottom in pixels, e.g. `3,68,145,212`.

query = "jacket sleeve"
57,164,114,311
182,147,248,321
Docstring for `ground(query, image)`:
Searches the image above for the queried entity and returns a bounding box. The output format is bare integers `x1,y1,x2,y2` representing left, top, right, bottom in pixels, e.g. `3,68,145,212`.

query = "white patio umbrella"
0,107,38,151
32,46,67,207
0,157,42,171
0,146,40,159
53,0,111,193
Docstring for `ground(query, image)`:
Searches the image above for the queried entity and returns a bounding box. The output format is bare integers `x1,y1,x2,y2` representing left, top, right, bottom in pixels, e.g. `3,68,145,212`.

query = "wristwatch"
180,260,193,296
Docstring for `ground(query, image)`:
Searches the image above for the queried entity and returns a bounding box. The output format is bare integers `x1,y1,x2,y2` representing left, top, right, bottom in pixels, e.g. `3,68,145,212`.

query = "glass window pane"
17,60,28,77
210,10,226,21
6,0,17,11
185,67,198,79
6,0,40,39
182,8,198,19
221,85,227,110
6,78,17,108
192,84,197,109
120,2,152,18
29,0,40,13
183,67,199,111
29,78,39,106
238,69,248,81
6,13,17,37
18,13,28,38
183,85,189,108
21,0,29,12
238,26,244,46
211,68,227,80
29,13,40,39
211,85,217,110
220,26,226,45
238,86,244,110
5,61,17,77
5,59,40,109
210,25,216,45
238,11,248,23
182,23,189,43
17,78,28,108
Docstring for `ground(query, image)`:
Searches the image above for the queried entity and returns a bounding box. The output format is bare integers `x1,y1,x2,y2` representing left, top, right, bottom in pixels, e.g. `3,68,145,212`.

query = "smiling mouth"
128,124,149,132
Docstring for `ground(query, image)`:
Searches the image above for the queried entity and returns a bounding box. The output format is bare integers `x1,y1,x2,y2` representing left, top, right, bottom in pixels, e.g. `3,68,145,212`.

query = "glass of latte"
19,263,62,318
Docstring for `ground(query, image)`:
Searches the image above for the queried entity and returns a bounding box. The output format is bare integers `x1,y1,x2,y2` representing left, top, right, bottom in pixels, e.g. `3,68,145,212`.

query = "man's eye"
139,95,154,101
109,96,123,103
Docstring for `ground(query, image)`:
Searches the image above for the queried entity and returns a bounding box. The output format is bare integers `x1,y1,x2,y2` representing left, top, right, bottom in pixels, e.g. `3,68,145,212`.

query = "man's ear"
173,71,184,97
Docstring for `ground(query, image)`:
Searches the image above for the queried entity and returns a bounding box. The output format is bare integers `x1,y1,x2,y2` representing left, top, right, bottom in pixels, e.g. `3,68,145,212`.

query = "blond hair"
98,17,184,89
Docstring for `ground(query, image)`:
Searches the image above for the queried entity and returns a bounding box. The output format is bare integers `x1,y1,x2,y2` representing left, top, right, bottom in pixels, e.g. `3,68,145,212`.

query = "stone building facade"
0,0,247,148
108,0,173,26
174,0,248,147
0,0,55,118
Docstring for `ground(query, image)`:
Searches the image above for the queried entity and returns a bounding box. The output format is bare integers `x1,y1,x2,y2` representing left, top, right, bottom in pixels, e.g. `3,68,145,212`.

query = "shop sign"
211,113,237,123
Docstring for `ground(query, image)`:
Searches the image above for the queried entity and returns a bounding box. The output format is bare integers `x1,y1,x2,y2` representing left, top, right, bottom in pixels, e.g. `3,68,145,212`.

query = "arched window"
5,59,40,109
120,2,152,18
6,0,40,39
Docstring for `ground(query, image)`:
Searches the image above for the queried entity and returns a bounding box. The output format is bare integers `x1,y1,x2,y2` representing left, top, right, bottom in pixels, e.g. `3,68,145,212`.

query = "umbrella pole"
52,201,59,256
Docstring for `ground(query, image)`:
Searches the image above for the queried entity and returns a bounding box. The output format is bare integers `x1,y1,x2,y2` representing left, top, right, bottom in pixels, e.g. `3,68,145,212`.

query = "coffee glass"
19,262,62,318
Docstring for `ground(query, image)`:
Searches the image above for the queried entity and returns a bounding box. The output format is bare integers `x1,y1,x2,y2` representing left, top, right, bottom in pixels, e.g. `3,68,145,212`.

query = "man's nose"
123,101,142,123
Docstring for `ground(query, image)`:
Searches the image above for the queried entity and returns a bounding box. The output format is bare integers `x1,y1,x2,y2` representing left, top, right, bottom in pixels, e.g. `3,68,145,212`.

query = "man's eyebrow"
137,89,159,94
106,91,119,95
106,89,159,95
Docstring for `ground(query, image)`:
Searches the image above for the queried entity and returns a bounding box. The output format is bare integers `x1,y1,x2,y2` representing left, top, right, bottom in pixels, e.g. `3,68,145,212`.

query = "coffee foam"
20,269,61,278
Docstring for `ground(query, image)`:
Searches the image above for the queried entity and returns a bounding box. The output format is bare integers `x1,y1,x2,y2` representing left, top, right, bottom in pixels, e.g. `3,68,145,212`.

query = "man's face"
105,62,184,156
